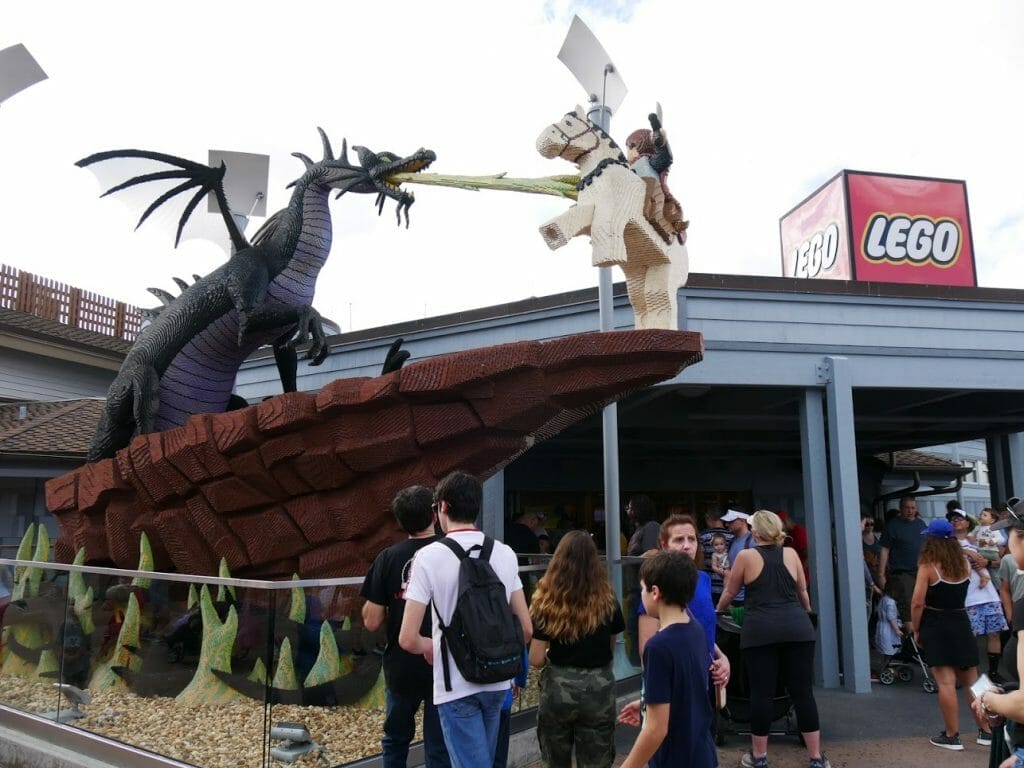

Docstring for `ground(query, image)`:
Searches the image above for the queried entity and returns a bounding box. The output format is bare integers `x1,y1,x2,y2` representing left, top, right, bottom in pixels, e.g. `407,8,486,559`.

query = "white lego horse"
536,106,688,330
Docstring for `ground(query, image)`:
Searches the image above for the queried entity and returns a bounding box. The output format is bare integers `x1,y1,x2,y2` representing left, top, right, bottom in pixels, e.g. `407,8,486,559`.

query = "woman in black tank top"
716,510,828,768
910,518,986,751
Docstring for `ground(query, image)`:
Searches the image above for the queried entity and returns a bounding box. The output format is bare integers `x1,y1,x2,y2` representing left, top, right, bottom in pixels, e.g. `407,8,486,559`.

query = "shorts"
967,601,1008,636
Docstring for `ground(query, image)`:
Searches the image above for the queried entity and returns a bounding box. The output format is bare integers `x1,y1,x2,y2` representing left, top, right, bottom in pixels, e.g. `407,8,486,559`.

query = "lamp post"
557,16,634,675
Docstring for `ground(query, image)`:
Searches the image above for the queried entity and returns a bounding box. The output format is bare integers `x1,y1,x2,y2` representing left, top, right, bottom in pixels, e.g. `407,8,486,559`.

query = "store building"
235,271,1024,692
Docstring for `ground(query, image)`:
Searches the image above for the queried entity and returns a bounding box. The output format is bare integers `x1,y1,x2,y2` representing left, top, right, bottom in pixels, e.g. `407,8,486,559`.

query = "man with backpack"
361,485,451,768
400,470,533,768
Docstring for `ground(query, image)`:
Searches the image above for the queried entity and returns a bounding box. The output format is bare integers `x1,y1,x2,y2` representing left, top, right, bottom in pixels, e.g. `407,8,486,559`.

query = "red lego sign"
780,171,977,286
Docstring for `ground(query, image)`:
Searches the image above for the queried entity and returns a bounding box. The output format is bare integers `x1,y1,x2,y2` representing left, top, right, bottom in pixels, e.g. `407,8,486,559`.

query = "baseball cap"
991,497,1024,531
922,518,955,539
720,509,749,523
945,508,968,522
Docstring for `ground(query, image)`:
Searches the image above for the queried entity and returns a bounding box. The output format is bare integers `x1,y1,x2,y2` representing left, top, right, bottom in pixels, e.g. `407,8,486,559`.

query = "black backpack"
433,536,525,691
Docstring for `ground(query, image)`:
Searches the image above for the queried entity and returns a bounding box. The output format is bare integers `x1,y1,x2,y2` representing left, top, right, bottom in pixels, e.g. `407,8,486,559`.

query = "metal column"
587,102,623,601
1007,433,1024,500
821,356,870,693
799,388,839,688
482,470,505,540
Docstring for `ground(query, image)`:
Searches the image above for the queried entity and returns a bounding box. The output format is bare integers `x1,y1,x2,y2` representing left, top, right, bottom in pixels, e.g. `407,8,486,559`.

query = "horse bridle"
551,114,601,164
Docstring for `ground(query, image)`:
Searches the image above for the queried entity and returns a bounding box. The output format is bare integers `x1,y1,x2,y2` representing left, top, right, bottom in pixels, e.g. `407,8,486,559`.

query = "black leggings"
743,640,819,736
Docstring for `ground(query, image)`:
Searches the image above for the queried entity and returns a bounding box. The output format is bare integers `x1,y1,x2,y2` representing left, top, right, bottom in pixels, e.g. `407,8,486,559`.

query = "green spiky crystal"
132,533,153,589
303,621,343,688
89,592,142,691
215,558,235,603
248,657,267,684
272,637,299,691
175,585,242,705
288,574,305,624
356,668,386,709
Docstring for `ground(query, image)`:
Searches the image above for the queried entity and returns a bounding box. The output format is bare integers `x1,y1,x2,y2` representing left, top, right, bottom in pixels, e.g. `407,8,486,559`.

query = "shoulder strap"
478,535,495,562
438,536,468,560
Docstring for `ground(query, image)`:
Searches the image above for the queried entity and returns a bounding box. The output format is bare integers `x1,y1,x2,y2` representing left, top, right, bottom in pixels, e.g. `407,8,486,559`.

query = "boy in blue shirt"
619,551,717,768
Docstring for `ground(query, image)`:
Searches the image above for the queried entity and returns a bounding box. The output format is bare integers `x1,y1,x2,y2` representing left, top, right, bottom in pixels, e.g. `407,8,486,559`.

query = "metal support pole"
1007,433,1024,500
822,356,871,692
587,95,633,676
482,471,505,540
799,388,839,687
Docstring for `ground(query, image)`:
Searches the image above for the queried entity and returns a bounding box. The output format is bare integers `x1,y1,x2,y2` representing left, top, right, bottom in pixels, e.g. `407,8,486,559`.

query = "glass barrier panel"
620,557,644,674
267,580,380,766
54,571,273,768
0,561,65,718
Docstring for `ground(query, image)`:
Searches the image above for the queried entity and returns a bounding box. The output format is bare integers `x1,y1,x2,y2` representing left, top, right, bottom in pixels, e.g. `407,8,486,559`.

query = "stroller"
877,632,937,693
714,613,802,746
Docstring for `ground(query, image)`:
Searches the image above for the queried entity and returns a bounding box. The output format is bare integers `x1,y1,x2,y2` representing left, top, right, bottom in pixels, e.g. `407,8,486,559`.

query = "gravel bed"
0,670,548,767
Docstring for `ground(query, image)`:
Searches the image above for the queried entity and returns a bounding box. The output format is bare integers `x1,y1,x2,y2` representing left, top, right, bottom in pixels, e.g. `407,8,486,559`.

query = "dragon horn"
291,152,314,170
147,287,175,306
172,277,189,293
317,127,335,161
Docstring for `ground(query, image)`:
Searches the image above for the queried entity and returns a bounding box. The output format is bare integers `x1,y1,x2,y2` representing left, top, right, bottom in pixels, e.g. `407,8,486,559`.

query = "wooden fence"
0,263,141,342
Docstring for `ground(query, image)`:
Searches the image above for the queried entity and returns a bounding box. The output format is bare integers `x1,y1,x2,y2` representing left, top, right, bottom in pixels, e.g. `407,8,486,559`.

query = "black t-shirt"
504,522,540,555
360,535,438,694
534,603,625,668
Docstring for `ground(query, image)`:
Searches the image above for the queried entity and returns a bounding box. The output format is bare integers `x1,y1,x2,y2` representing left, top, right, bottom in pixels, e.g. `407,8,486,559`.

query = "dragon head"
290,128,435,227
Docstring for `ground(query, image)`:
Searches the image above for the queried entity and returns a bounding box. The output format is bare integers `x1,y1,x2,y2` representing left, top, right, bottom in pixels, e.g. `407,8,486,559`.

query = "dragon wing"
76,150,249,255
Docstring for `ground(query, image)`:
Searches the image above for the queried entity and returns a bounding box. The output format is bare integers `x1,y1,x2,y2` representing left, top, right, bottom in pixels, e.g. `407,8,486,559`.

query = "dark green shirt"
879,516,927,573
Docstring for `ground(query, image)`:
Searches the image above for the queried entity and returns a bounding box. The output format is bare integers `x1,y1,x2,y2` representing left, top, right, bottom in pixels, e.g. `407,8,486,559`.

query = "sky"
2,0,1022,333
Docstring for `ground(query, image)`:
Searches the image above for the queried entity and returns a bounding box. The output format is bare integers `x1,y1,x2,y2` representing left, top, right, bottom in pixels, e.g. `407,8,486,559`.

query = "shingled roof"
873,449,970,475
0,306,132,358
0,399,103,457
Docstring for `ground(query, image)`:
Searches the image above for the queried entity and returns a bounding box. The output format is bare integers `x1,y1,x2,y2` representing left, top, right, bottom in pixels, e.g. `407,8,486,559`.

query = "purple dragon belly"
154,193,331,430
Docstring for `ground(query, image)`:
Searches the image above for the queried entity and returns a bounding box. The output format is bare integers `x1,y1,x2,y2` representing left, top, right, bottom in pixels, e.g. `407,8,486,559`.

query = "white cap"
720,510,749,523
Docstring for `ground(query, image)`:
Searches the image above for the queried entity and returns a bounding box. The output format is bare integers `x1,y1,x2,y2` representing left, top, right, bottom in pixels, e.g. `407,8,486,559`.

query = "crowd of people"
361,479,1024,768
864,494,1024,766
361,478,836,768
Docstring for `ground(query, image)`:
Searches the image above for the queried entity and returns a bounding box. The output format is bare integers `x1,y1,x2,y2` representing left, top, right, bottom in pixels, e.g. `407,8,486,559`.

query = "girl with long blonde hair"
529,530,624,768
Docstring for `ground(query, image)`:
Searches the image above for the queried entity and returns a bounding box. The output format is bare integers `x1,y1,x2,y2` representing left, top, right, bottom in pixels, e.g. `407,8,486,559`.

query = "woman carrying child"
529,530,625,768
949,507,1008,691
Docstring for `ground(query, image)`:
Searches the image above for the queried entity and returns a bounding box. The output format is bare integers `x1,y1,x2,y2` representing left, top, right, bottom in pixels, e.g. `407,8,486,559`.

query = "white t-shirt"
959,539,1001,607
404,529,523,704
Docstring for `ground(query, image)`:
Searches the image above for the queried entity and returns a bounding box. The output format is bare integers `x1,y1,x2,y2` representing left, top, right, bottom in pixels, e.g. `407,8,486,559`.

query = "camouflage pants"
537,664,616,768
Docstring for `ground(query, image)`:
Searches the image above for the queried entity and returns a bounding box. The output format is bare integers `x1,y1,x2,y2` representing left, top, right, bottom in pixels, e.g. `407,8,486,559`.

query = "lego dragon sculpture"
79,129,434,461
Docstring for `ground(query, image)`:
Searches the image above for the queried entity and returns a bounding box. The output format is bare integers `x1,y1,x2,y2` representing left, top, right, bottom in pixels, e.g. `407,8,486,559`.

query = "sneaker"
977,730,993,746
929,731,964,750
809,756,831,768
741,753,769,768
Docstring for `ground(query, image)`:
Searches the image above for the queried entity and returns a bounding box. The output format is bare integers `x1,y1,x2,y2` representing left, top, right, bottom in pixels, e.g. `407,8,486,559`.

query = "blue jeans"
382,686,450,768
437,689,507,768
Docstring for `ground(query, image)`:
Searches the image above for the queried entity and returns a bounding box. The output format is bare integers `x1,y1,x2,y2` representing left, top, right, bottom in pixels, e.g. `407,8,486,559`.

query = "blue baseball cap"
922,518,955,539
